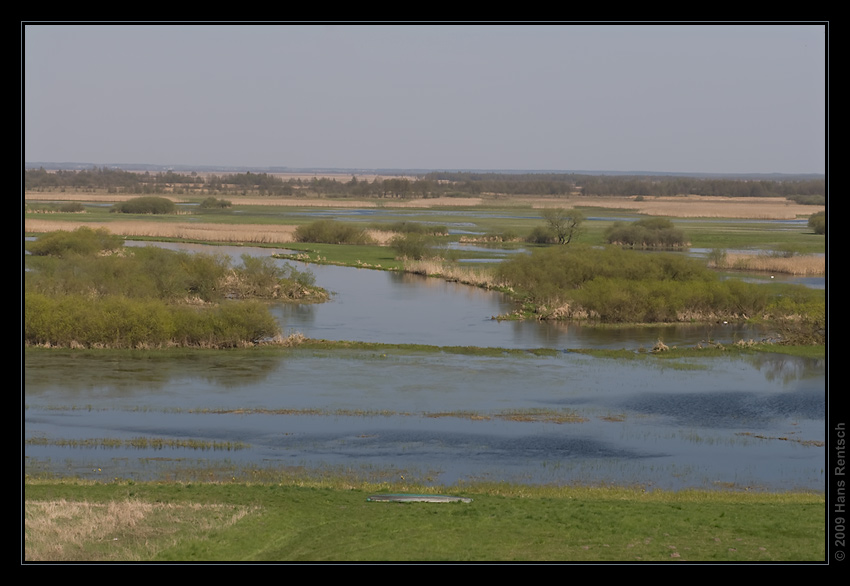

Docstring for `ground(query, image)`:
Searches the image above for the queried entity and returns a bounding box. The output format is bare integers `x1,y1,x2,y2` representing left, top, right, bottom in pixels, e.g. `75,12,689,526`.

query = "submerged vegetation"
24,227,326,348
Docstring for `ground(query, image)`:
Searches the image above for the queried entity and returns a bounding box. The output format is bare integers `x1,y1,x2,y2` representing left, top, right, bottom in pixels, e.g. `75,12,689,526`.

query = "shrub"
294,220,373,245
223,255,318,299
707,248,728,268
58,202,85,213
24,293,280,348
390,233,437,260
525,225,555,244
171,301,280,348
605,217,688,249
766,289,825,345
496,245,773,323
26,234,321,305
373,221,447,236
24,293,177,348
110,196,176,214
26,226,123,257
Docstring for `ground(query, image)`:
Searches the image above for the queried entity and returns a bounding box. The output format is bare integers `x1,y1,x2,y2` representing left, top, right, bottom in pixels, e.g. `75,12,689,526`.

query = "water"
24,348,825,491
24,241,826,491
123,241,774,349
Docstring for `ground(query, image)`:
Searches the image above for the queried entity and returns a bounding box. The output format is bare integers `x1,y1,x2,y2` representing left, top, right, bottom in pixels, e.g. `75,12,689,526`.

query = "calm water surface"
124,241,778,349
24,241,826,491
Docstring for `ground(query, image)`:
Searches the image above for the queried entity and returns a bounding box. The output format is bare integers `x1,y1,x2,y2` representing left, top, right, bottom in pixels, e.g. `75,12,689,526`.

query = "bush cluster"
371,221,448,236
110,196,176,214
525,226,556,244
26,226,123,257
605,218,688,249
25,228,324,348
496,245,777,323
390,233,438,260
294,220,373,245
25,293,279,348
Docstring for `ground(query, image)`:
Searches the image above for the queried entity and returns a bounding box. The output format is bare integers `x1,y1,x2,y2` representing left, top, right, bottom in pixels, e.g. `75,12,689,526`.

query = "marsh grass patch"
24,498,255,562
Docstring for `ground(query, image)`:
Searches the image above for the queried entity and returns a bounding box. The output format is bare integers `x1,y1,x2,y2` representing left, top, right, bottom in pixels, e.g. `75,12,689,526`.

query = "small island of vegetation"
25,227,326,349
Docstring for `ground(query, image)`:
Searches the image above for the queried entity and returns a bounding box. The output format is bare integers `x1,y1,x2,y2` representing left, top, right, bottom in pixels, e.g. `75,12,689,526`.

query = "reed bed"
402,259,508,290
718,253,825,276
25,219,298,244
364,229,396,245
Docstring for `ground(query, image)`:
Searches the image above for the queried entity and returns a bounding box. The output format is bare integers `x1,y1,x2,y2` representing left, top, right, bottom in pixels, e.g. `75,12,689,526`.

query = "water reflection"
24,348,825,490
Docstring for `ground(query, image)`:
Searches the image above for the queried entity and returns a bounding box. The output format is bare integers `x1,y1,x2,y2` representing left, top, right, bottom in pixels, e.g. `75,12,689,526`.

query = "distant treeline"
25,167,825,202
423,172,825,200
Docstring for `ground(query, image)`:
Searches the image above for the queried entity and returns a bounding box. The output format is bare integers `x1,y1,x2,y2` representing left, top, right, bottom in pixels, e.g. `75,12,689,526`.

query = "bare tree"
541,207,585,244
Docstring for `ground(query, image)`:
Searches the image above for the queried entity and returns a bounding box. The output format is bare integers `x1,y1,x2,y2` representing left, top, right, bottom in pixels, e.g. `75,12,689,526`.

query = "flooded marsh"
24,240,826,492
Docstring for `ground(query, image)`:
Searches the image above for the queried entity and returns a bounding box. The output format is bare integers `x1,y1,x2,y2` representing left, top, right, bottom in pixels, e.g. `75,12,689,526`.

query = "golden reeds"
25,219,298,244
717,253,825,276
402,259,508,289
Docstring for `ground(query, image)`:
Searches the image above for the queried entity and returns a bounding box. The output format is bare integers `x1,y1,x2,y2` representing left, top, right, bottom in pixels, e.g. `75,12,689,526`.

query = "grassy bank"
24,478,824,562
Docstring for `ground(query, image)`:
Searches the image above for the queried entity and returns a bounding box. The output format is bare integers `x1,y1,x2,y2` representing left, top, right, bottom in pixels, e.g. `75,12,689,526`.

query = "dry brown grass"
402,259,508,290
24,498,253,562
25,219,298,244
364,229,396,245
24,219,403,247
717,253,826,276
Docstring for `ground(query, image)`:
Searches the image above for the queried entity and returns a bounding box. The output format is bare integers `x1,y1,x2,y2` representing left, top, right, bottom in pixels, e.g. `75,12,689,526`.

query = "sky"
22,23,827,175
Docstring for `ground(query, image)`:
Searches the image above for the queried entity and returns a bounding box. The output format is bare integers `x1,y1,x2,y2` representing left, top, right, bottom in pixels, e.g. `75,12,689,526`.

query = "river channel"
24,241,826,491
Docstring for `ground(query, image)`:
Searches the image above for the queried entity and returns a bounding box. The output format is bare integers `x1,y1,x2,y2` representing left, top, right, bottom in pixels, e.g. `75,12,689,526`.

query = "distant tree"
541,208,585,244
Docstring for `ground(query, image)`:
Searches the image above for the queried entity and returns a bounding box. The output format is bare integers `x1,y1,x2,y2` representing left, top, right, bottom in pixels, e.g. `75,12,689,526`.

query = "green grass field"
24,478,825,562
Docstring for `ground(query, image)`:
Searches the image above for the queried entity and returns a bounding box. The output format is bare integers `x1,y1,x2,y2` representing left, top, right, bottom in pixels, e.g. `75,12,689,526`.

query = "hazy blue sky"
23,23,827,174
